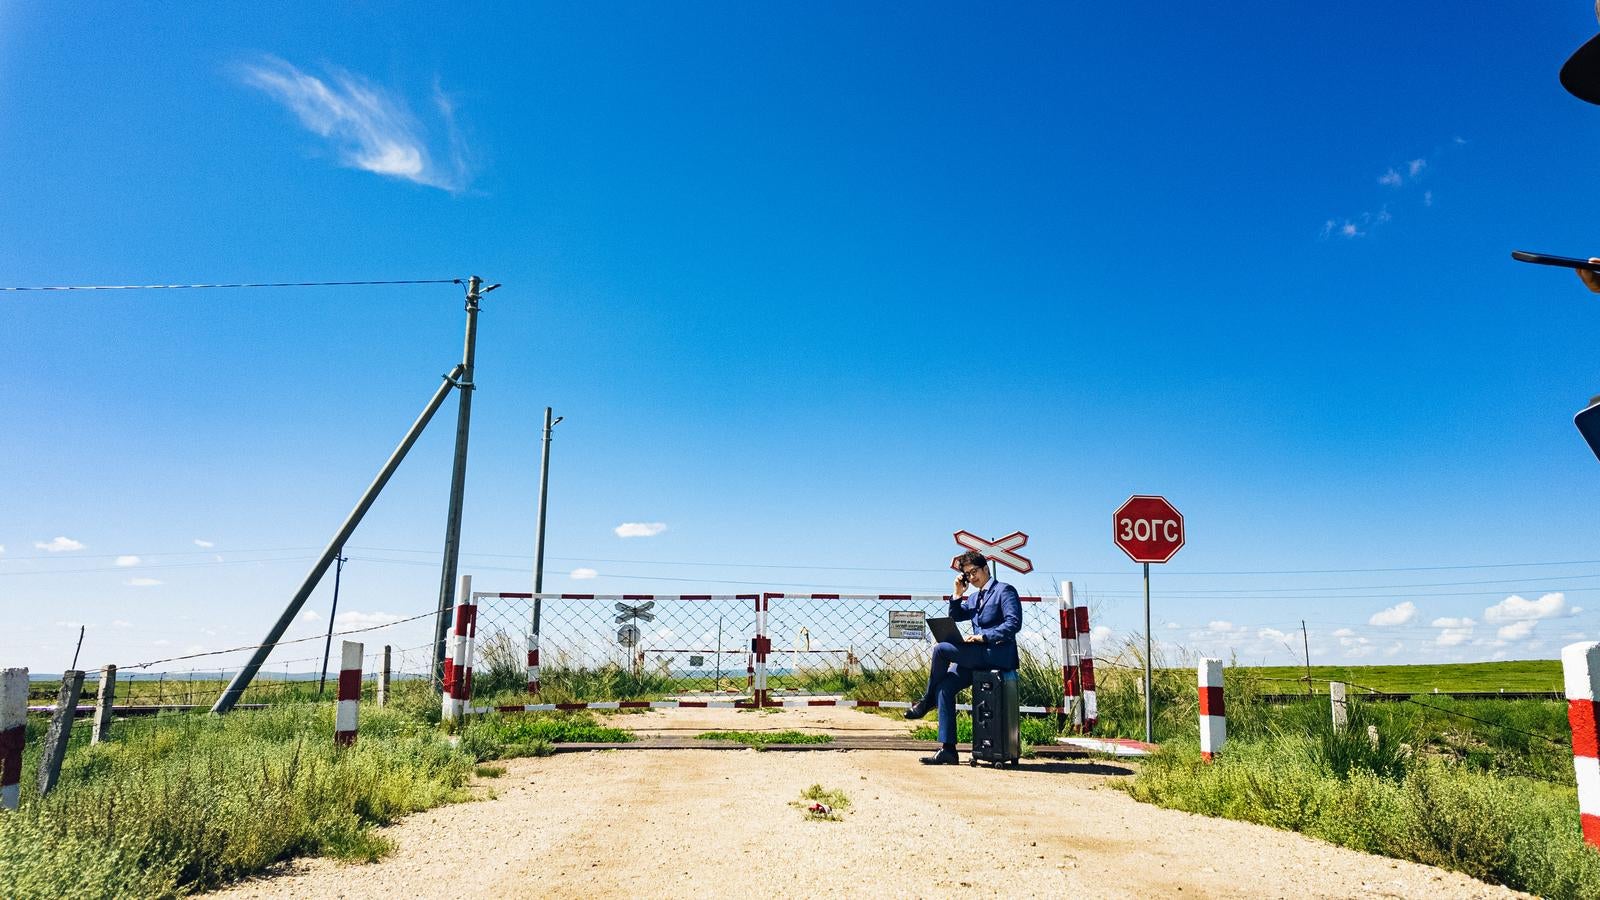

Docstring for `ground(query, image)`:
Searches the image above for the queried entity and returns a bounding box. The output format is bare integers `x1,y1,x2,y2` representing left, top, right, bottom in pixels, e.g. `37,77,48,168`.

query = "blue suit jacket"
949,579,1023,671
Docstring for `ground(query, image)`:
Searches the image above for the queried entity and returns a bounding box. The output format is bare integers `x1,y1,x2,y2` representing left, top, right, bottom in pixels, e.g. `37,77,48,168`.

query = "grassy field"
1245,660,1565,694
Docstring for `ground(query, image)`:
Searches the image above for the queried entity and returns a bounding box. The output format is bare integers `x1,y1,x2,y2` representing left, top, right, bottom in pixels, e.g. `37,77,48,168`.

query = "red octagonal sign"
1113,495,1185,564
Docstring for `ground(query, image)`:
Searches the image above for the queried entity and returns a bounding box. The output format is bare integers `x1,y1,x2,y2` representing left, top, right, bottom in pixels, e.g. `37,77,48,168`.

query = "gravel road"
209,709,1526,899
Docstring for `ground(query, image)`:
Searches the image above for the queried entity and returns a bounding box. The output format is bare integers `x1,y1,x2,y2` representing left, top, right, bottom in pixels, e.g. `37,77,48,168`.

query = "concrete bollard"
1561,641,1600,848
92,665,117,744
335,641,363,747
1198,658,1226,762
38,670,85,796
1330,681,1348,732
441,575,476,723
1059,583,1081,731
1075,605,1098,731
1,668,26,810
526,630,540,695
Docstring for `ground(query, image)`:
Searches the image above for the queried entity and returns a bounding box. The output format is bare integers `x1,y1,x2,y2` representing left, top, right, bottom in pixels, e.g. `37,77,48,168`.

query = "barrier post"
1561,641,1600,847
92,665,117,744
38,670,85,796
526,628,540,695
1059,583,1080,732
754,594,771,706
1074,605,1098,731
1330,681,1348,732
377,646,390,708
1,668,25,810
335,641,362,747
441,575,473,723
1198,658,1225,762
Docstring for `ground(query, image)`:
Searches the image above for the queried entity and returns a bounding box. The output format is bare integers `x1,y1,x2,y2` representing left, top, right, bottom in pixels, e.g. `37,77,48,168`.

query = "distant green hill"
1243,660,1564,694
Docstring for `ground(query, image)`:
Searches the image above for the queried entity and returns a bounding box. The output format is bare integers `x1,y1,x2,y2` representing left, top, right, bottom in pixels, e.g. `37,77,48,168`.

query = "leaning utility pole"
432,276,487,682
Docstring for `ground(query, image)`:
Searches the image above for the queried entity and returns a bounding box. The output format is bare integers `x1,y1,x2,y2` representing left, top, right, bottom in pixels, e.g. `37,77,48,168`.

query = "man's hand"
1578,259,1600,293
953,577,967,599
964,634,984,644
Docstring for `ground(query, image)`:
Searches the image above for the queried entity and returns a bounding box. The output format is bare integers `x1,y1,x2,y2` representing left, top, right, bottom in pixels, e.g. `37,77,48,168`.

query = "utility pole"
433,276,494,683
1301,619,1313,697
317,552,348,697
530,407,563,646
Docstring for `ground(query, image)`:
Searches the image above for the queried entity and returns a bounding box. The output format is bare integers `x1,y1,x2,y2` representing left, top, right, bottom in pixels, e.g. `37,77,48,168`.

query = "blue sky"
6,4,1600,678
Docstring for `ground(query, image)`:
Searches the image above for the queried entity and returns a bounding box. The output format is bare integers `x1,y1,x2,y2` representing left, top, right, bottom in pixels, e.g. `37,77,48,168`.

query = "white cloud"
1257,627,1292,643
125,577,162,587
570,567,598,580
1163,621,1181,629
1206,620,1239,633
115,555,141,567
614,522,667,538
35,536,85,552
1384,641,1404,657
1408,158,1427,177
295,609,321,625
1332,628,1355,638
334,610,403,628
1430,616,1475,646
1484,592,1575,623
1423,190,1433,207
1432,616,1474,628
194,539,215,548
1369,602,1418,626
1497,620,1537,642
0,545,6,554
1091,625,1112,644
239,56,470,192
1378,168,1402,187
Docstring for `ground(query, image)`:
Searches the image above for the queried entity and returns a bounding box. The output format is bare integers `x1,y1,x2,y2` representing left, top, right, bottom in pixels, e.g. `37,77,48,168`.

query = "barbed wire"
119,610,439,670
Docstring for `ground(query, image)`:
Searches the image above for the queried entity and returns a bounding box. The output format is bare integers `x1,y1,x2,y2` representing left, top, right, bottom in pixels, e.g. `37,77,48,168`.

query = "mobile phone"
1511,250,1600,272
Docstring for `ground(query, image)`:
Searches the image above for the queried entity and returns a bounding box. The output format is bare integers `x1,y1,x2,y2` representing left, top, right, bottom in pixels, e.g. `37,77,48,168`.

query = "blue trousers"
921,642,990,748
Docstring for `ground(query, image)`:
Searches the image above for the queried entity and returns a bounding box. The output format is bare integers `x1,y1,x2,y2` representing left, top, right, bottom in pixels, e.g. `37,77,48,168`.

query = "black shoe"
920,749,959,765
904,698,932,720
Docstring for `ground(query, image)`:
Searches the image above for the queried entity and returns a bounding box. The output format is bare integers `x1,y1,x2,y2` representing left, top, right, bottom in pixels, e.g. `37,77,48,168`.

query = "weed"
695,730,832,748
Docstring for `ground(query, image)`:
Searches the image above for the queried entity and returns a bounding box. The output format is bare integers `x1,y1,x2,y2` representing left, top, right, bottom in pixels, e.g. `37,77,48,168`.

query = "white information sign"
889,610,927,640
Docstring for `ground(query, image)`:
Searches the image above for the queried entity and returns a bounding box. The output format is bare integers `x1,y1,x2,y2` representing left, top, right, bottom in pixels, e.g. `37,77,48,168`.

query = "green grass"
909,714,1058,749
695,729,833,747
1245,661,1564,694
793,783,851,821
458,710,633,760
0,701,474,899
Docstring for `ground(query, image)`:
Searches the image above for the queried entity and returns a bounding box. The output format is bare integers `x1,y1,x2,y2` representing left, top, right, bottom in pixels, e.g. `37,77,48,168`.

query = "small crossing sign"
617,624,641,647
614,600,656,624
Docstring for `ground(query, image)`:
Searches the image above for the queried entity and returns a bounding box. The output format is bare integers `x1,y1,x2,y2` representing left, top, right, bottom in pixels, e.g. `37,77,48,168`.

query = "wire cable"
1,278,462,292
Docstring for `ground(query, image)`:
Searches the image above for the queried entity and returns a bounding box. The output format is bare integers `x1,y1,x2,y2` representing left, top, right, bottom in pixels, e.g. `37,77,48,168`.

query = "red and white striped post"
1198,657,1225,762
1,668,26,810
1075,605,1098,732
746,652,754,693
1561,641,1600,847
334,641,363,747
442,574,475,723
754,594,772,706
1059,583,1081,731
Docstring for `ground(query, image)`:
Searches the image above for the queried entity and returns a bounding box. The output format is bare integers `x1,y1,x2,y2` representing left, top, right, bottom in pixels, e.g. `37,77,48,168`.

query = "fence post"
1059,583,1080,732
38,670,85,796
1,668,26,810
1561,641,1600,848
463,587,478,703
754,594,771,707
378,646,390,708
1330,681,1348,732
1075,605,1098,732
335,641,363,747
526,626,540,695
1198,658,1225,762
442,575,472,723
92,665,117,744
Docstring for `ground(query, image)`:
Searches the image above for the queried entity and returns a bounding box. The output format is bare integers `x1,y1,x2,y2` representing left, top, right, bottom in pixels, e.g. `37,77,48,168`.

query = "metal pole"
531,407,561,650
70,625,85,671
1301,619,1313,697
1143,562,1153,744
318,553,348,697
433,276,484,683
211,362,468,714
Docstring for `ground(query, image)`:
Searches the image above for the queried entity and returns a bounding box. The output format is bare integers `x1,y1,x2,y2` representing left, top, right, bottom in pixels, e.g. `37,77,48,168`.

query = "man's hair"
955,550,987,571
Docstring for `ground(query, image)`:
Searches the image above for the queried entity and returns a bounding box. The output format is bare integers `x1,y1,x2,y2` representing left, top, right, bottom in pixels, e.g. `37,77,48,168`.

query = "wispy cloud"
1368,601,1417,626
35,536,85,552
194,538,215,548
115,555,141,567
1324,142,1461,238
570,567,599,580
334,610,403,628
614,522,667,538
239,56,472,193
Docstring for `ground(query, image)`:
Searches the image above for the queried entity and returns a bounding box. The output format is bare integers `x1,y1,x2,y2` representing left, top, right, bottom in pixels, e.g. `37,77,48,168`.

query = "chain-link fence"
470,592,760,700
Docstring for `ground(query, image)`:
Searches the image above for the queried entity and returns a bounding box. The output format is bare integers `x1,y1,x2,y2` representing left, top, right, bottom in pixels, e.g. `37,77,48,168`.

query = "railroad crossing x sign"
614,600,656,624
951,530,1034,574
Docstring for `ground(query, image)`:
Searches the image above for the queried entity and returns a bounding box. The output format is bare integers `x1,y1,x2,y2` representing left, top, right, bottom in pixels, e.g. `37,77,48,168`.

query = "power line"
1,278,462,292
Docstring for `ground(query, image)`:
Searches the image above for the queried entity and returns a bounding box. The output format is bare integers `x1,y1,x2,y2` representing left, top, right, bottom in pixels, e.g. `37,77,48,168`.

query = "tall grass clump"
0,703,474,899
1122,695,1600,899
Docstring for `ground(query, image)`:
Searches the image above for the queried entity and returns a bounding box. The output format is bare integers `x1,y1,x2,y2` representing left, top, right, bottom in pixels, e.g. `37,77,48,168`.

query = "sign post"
1112,495,1185,743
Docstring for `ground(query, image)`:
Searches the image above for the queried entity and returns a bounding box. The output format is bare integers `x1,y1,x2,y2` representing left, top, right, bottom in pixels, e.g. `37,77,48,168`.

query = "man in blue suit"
906,549,1022,765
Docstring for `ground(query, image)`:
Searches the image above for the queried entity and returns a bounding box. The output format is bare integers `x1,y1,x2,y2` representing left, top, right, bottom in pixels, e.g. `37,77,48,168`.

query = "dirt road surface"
210,708,1524,899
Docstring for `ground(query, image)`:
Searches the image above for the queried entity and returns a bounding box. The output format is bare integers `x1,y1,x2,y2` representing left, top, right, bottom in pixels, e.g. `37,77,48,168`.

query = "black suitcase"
970,669,1021,766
